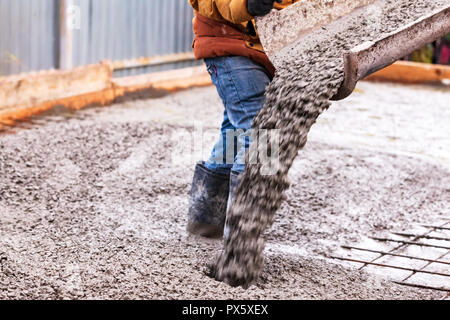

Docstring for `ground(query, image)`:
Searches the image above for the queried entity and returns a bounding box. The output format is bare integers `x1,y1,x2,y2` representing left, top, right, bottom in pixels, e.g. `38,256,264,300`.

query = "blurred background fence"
0,0,199,77
0,0,448,78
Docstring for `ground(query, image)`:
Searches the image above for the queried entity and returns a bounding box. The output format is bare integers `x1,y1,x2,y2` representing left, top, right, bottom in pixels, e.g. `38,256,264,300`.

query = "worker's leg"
187,56,271,238
207,56,271,238
187,161,230,238
203,110,236,175
204,56,271,173
186,110,233,238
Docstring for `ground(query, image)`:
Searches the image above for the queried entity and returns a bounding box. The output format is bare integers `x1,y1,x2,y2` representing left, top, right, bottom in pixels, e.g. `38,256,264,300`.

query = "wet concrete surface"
212,0,450,288
0,82,449,299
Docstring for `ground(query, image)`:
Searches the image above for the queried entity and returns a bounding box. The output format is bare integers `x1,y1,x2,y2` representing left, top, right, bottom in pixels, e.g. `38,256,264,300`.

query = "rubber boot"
224,171,242,238
187,162,230,238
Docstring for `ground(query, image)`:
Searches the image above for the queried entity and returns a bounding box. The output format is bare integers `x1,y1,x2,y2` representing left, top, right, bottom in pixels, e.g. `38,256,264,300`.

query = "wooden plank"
112,65,211,93
366,61,450,84
110,52,196,71
1,57,448,128
0,65,211,123
0,88,117,122
0,63,112,119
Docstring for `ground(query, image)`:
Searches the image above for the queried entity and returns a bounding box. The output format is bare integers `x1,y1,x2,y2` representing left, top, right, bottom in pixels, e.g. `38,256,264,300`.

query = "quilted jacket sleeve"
189,0,253,24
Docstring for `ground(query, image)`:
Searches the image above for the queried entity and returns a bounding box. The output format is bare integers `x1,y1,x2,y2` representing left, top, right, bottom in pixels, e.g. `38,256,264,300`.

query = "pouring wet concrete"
210,0,450,287
0,82,448,299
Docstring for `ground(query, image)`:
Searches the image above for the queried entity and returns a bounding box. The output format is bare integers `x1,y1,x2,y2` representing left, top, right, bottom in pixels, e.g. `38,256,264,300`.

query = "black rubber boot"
187,162,230,238
224,171,242,238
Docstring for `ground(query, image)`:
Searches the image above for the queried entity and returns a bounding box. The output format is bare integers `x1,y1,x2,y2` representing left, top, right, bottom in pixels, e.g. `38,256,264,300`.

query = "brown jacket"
189,0,299,75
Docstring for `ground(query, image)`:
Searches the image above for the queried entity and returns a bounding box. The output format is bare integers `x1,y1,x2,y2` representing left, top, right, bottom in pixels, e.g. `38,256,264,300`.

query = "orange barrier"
1,59,448,127
366,61,450,84
0,63,211,124
0,63,113,121
112,65,211,95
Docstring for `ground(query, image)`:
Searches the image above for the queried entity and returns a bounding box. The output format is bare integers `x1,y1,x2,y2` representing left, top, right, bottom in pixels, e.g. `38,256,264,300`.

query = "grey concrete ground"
0,81,449,299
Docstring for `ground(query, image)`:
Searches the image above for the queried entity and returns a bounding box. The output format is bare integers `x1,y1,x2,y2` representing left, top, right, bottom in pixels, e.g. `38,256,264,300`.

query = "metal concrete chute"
337,5,450,100
256,0,450,101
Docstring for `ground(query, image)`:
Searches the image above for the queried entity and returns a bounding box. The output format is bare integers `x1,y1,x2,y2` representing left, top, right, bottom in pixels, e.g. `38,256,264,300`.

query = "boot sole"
187,222,224,239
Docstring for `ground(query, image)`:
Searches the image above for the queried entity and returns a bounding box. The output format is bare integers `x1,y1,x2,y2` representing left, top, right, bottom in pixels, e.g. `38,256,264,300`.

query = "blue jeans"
204,56,271,174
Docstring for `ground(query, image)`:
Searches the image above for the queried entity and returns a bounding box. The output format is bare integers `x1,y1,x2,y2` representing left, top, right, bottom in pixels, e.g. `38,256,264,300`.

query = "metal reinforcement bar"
331,256,450,278
422,225,450,231
339,221,450,296
402,248,450,283
341,246,450,266
392,281,450,293
370,237,450,250
358,222,450,270
392,232,450,242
